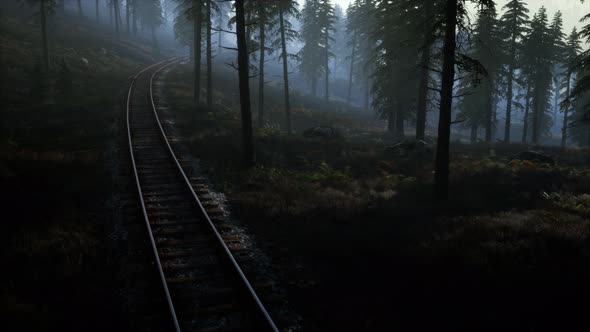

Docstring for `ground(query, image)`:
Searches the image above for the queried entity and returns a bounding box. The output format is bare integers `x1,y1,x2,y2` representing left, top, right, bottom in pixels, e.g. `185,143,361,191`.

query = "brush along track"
127,58,279,332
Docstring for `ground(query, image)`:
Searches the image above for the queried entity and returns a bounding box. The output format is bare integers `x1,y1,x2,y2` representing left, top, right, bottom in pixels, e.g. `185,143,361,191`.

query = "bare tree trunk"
279,7,292,134
113,0,120,40
132,1,137,36
236,0,254,166
388,110,395,136
108,0,113,25
522,83,531,144
531,82,540,144
416,43,431,141
311,77,317,97
363,70,370,111
77,0,83,17
193,0,203,104
470,123,478,144
206,0,213,107
324,33,329,102
504,66,515,143
484,85,493,143
151,25,158,55
434,0,457,200
396,107,405,140
95,0,100,23
562,73,572,149
346,30,357,104
40,0,50,69
257,3,265,126
126,0,130,34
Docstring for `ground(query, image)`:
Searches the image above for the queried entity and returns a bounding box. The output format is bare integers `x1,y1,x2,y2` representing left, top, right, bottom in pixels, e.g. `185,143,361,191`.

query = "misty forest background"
3,0,590,331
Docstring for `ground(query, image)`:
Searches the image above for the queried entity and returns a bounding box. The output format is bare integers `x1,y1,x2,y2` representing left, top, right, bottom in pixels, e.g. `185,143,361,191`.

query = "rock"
510,151,555,165
80,57,89,65
384,139,433,159
303,126,341,140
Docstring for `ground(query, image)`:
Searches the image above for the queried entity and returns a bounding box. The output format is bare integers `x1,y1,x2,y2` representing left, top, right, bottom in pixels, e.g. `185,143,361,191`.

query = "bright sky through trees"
333,0,587,33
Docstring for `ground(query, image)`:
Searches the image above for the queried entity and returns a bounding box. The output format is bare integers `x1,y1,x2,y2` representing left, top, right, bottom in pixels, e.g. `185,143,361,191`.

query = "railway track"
127,58,280,332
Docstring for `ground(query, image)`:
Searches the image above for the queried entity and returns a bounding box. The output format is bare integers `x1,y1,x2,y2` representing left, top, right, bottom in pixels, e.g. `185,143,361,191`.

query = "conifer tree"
498,0,529,143
560,28,582,148
434,0,495,200
299,0,335,99
272,0,300,134
522,7,562,144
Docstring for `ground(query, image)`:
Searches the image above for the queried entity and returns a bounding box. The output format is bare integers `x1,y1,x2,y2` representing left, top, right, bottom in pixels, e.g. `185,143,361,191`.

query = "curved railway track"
127,58,280,332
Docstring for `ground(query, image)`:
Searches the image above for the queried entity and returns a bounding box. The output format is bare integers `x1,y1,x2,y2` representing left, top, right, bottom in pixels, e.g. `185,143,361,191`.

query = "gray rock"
303,126,341,140
384,140,433,159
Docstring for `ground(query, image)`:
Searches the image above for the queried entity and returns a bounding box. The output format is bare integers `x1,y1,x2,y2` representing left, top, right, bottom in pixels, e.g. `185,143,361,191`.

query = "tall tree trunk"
396,107,405,140
531,83,540,144
484,84,493,143
151,25,158,55
562,73,572,149
470,123,478,144
346,30,357,104
95,0,100,23
77,0,83,17
109,0,113,25
363,70,370,111
113,0,120,40
40,0,50,70
324,33,329,102
279,7,292,134
416,43,431,140
257,4,265,126
235,0,254,166
193,0,203,104
504,65,515,143
388,110,395,136
434,0,457,200
132,1,137,36
206,0,213,107
522,83,531,143
311,77,317,97
126,0,130,34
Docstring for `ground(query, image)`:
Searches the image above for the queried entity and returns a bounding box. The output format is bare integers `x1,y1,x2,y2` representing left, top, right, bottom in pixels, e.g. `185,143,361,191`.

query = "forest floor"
0,15,169,330
163,64,590,331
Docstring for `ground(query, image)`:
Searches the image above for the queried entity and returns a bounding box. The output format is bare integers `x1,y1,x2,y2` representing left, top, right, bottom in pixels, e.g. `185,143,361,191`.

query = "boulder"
510,151,555,165
384,140,433,159
303,126,341,140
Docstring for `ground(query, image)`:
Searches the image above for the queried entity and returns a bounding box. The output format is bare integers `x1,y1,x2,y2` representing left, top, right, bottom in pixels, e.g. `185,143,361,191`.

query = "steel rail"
149,61,280,332
126,57,183,332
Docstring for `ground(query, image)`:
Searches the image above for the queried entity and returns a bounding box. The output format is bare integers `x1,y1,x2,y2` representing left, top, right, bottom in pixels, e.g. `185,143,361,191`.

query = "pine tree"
522,7,561,144
350,0,376,111
271,0,300,134
113,0,121,40
498,0,529,143
298,0,335,99
235,0,254,166
137,0,164,54
345,1,359,104
434,0,495,200
560,28,582,148
331,4,347,79
206,0,213,107
372,0,420,139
